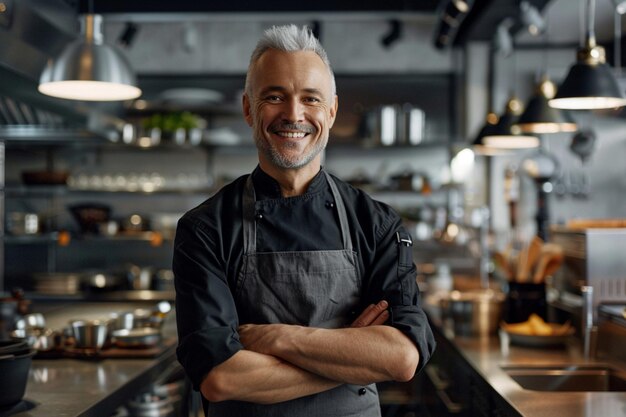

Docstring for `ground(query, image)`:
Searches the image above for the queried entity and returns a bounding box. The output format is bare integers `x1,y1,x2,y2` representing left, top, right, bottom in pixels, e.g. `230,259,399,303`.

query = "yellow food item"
502,314,571,336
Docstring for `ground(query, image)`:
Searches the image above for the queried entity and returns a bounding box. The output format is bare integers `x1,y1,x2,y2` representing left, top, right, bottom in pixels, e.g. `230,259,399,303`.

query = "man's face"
243,49,338,170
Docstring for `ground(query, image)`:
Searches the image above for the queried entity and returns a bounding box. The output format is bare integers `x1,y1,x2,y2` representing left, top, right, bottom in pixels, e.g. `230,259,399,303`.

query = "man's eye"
266,96,282,102
304,97,321,103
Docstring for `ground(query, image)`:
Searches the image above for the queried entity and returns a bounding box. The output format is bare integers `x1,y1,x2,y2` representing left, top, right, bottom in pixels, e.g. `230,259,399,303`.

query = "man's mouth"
275,131,307,138
269,123,315,139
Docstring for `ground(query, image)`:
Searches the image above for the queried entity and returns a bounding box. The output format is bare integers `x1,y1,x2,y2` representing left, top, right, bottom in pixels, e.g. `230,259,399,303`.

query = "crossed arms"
200,300,420,404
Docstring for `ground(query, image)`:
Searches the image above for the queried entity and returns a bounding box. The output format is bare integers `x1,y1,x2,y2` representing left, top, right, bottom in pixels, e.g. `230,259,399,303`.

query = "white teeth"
276,132,306,138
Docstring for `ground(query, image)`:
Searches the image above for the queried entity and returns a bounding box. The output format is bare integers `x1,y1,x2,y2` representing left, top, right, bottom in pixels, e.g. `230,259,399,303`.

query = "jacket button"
325,201,335,209
255,212,263,220
358,388,366,396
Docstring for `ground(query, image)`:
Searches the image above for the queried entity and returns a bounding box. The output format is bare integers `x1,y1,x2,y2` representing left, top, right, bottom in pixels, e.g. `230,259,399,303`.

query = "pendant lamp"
39,14,142,101
549,0,626,110
482,95,540,149
516,77,578,133
471,112,510,155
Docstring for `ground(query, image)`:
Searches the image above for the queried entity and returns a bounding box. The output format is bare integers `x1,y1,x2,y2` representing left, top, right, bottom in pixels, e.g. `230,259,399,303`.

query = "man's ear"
328,95,339,129
242,94,253,126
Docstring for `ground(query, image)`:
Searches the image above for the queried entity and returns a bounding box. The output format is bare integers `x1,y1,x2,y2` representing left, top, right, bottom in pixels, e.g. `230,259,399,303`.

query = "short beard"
255,134,327,169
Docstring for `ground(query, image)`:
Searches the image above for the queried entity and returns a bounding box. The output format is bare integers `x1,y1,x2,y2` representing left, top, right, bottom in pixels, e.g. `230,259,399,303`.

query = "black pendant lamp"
482,95,540,149
471,112,510,155
516,77,578,133
549,0,626,110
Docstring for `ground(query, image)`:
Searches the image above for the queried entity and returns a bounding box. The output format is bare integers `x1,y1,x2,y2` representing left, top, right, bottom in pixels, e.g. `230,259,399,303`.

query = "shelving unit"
0,128,214,296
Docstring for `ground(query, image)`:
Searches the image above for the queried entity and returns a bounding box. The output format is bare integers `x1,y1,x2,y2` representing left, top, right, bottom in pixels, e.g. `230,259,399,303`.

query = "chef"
173,24,436,417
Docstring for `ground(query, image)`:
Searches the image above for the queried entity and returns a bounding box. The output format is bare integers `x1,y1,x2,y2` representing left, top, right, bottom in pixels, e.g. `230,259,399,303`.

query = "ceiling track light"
494,18,514,57
39,14,142,102
549,0,626,110
381,19,403,48
520,1,546,36
434,0,474,49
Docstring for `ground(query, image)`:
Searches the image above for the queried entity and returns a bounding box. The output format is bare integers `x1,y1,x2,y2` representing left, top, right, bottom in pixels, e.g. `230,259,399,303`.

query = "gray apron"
207,171,381,417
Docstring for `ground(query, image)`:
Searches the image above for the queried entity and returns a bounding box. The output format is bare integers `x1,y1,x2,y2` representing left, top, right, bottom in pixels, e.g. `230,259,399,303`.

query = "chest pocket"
237,249,361,328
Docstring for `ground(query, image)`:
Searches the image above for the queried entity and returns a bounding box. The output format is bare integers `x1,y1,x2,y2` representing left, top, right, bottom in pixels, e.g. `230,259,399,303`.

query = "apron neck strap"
242,170,353,254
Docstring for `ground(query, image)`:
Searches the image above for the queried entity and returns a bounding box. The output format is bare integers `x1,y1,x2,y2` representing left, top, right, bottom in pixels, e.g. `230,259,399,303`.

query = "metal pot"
441,289,505,336
112,327,161,348
0,349,36,406
6,212,40,235
361,104,426,146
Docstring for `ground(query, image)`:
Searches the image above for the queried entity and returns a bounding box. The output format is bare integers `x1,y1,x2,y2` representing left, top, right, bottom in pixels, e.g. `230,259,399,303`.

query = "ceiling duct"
433,0,551,48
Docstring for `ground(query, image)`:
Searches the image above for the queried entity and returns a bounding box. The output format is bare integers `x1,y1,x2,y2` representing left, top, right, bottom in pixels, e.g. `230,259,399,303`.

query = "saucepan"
440,289,505,336
111,327,161,348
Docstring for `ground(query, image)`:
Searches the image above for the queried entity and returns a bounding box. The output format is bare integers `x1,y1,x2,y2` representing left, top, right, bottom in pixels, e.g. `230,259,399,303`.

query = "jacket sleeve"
173,215,243,390
364,213,436,374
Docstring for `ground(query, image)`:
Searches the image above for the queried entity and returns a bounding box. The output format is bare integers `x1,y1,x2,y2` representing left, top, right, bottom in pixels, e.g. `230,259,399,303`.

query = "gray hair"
245,24,336,97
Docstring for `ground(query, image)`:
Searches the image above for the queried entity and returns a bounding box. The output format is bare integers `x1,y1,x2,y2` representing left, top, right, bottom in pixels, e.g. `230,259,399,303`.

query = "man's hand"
350,300,389,328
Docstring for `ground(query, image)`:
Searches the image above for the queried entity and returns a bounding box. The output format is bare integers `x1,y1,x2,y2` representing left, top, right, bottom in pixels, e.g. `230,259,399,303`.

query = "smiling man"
173,24,435,417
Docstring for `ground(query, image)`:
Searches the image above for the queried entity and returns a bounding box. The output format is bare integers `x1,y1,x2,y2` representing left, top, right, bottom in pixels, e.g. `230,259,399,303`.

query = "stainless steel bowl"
15,313,46,330
111,327,161,348
70,320,108,350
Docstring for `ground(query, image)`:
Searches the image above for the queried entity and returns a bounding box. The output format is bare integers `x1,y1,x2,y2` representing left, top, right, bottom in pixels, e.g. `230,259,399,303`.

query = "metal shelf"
4,184,215,197
0,126,109,145
4,231,172,245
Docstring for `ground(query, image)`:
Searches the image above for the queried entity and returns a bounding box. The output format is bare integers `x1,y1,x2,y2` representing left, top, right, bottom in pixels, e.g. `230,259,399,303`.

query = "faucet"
581,285,596,360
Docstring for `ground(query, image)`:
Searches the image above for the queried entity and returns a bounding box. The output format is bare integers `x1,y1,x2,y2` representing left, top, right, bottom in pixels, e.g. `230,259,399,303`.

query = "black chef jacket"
174,166,436,390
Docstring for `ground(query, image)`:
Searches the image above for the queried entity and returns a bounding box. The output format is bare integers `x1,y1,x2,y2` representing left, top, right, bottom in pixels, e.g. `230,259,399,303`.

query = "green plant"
143,112,200,132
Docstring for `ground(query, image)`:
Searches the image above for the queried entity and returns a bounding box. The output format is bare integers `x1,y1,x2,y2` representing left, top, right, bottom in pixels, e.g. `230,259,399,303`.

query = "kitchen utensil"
11,328,59,352
441,289,505,336
68,203,111,234
131,308,162,329
532,243,564,284
70,320,108,350
14,313,45,330
6,212,40,235
0,349,36,406
127,265,154,290
0,340,30,356
517,236,543,283
112,327,161,348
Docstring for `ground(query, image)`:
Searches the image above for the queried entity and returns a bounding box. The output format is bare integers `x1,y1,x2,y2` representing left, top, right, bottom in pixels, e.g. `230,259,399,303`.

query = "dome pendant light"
516,77,578,133
482,95,540,149
38,14,142,101
549,0,626,110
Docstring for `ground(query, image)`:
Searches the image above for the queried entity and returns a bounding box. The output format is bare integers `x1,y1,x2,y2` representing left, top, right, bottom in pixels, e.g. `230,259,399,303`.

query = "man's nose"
281,98,304,123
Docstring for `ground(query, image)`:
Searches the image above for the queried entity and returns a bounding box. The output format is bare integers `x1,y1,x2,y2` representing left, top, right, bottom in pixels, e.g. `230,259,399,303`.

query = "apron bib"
207,171,380,417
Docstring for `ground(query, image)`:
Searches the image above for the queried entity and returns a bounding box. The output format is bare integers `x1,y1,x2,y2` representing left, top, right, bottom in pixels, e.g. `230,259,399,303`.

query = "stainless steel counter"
13,302,178,417
429,309,626,417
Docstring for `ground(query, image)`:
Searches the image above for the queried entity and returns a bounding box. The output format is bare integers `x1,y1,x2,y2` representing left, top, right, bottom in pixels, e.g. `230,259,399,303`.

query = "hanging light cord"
616,12,622,76
586,0,596,47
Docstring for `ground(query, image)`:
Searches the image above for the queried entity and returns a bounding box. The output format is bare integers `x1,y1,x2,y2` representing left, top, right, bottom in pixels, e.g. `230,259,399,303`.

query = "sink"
501,365,626,392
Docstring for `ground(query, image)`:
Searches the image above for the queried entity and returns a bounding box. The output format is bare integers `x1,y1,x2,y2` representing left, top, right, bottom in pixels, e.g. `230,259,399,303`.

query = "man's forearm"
239,324,419,385
200,349,340,404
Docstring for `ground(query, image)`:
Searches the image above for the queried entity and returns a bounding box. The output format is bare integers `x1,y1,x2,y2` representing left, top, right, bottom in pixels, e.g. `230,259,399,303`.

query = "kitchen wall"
103,16,460,196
